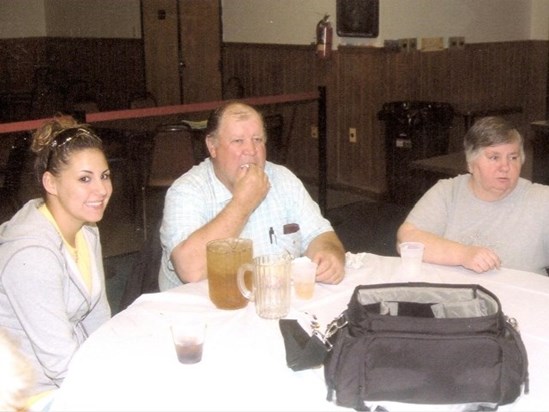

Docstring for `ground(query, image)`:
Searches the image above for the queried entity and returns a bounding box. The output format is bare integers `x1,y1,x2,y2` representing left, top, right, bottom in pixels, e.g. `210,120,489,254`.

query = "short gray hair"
464,116,524,165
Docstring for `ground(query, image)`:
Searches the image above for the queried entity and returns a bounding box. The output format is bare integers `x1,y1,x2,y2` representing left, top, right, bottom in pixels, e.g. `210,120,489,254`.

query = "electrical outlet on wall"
311,125,318,139
384,40,400,51
408,38,417,51
448,36,465,49
349,127,357,143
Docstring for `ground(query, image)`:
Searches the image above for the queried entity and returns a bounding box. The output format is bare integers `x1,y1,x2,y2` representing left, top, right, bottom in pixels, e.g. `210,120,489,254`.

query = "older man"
158,101,345,290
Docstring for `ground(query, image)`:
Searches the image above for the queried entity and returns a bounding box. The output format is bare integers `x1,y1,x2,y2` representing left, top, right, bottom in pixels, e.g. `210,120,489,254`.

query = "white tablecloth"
51,253,549,411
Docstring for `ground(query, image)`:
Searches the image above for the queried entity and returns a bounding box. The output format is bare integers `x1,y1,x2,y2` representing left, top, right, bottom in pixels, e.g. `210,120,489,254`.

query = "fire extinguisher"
316,14,332,59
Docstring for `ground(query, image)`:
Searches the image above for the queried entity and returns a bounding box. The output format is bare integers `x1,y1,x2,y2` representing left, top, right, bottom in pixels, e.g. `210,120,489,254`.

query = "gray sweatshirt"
0,199,111,395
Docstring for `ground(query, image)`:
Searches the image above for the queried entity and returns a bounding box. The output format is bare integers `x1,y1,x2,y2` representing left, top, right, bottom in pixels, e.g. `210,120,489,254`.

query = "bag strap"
279,319,328,371
322,311,348,351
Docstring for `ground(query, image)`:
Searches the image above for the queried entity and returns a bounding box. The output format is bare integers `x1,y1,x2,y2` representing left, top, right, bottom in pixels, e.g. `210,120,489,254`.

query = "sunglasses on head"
46,127,96,170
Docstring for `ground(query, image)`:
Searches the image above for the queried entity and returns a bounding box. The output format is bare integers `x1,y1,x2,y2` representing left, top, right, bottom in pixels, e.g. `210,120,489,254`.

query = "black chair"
141,122,197,239
0,133,30,214
327,200,411,256
129,92,157,109
77,100,138,224
264,113,287,164
71,100,100,117
119,219,162,311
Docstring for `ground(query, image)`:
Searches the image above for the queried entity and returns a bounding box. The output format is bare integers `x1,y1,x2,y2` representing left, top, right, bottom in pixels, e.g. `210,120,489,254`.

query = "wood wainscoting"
0,37,145,118
1,38,546,200
222,40,548,199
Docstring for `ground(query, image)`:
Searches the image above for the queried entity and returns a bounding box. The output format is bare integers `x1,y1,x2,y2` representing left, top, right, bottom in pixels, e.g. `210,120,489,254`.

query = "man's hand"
232,163,270,211
312,251,345,284
306,231,346,284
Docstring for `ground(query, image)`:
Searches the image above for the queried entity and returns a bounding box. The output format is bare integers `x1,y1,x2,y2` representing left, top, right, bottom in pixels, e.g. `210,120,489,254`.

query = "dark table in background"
409,151,467,195
94,116,208,163
412,121,549,189
410,151,467,177
455,105,523,131
93,117,208,221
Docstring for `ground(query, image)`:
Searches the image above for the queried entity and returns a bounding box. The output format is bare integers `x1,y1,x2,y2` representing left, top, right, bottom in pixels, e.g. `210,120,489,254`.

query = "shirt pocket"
280,229,302,259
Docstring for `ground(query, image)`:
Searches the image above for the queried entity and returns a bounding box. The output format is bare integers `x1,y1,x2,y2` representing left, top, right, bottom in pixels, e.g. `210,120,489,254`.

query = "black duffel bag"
323,282,529,411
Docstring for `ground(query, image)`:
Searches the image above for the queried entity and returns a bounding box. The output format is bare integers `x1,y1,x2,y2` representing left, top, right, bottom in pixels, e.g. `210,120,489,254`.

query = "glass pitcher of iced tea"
206,238,253,310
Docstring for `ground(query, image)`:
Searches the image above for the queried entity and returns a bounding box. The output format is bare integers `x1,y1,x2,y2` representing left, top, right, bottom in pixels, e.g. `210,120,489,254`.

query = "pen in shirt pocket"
269,227,276,244
282,223,301,258
269,224,300,244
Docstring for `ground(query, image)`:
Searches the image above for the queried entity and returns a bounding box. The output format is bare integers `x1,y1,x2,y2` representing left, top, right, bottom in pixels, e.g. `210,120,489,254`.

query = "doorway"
141,0,222,106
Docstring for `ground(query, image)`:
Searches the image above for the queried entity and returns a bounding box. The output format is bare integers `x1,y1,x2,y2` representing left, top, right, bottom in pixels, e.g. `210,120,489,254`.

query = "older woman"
397,116,549,274
0,115,112,400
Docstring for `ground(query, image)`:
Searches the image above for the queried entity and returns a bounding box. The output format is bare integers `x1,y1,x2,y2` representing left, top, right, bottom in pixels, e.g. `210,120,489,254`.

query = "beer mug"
237,253,291,319
206,238,253,310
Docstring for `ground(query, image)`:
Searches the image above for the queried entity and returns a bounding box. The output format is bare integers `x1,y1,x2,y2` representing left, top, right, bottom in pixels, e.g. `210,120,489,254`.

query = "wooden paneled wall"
2,38,547,199
223,40,549,198
0,37,145,116
44,38,146,111
0,38,42,93
222,43,327,184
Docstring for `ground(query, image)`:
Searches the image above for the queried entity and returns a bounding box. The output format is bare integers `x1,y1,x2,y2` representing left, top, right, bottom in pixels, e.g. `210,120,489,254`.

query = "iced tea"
291,257,317,300
294,280,315,300
207,238,253,309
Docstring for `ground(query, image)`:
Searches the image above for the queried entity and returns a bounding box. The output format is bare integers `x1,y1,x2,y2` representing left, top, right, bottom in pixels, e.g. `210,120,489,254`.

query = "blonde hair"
0,329,35,412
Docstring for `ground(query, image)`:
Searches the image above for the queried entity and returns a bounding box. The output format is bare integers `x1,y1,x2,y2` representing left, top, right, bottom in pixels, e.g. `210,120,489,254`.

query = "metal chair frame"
141,122,197,239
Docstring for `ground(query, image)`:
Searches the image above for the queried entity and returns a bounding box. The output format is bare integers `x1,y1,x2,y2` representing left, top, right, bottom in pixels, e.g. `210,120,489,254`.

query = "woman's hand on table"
462,245,501,273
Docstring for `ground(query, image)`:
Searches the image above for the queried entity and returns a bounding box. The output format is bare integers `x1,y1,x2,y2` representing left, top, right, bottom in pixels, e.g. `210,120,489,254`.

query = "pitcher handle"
237,263,254,301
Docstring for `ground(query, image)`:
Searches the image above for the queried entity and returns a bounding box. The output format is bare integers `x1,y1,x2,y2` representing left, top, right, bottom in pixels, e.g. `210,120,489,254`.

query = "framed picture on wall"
336,0,379,38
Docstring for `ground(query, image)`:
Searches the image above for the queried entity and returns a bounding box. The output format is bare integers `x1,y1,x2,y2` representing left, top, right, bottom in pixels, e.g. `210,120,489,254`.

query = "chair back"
147,123,196,188
119,219,162,311
72,101,99,114
0,133,30,211
130,92,157,109
0,136,15,183
264,113,287,164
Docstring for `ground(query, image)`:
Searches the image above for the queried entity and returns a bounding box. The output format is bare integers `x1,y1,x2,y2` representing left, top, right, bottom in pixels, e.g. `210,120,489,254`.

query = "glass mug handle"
237,263,255,302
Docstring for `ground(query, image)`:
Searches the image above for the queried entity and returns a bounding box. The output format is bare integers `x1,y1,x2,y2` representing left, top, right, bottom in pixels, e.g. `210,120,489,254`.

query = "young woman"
0,115,112,401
